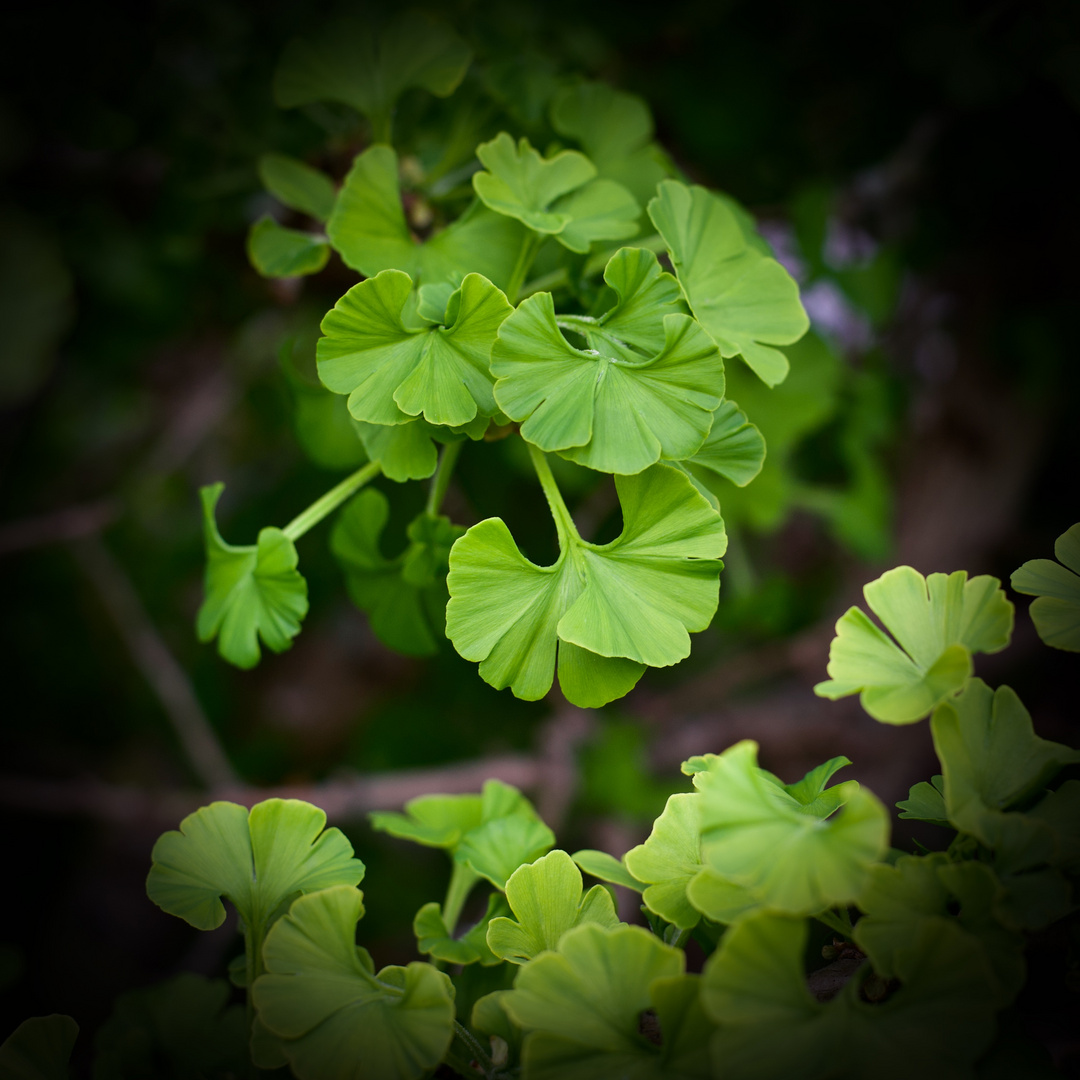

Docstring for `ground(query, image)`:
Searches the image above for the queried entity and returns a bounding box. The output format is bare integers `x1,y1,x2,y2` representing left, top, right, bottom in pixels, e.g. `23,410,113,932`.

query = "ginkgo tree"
193,11,811,707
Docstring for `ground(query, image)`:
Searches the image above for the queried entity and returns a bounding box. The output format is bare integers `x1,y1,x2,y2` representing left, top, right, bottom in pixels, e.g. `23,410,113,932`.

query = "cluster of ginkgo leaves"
196,11,811,708
9,537,1077,1079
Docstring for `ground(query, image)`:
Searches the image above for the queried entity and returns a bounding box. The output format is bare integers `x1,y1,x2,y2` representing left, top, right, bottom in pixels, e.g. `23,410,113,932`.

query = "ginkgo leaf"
896,775,949,827
681,400,766,495
648,180,808,387
253,886,455,1080
446,463,725,706
624,793,705,930
686,741,888,916
1011,522,1080,651
414,893,508,966
370,791,483,849
486,850,620,964
473,133,639,253
589,245,688,353
327,145,526,290
456,815,556,890
570,850,644,892
701,913,998,1080
353,418,441,482
331,491,462,657
0,1015,78,1080
195,483,308,670
814,567,1014,724
273,13,471,134
317,269,511,428
493,293,724,475
502,923,711,1080
258,153,336,222
247,217,330,278
147,799,364,935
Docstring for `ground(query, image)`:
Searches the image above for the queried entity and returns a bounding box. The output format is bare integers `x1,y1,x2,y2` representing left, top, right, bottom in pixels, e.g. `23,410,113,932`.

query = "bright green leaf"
147,798,364,933
258,153,336,222
896,775,950,827
195,483,308,670
814,567,1014,724
317,269,511,428
414,893,508,966
681,400,766,496
0,1016,77,1080
1011,522,1080,651
570,850,644,892
370,791,483,849
456,815,556,890
648,180,808,387
446,464,724,705
487,850,620,964
253,886,454,1080
353,418,440,482
247,216,329,278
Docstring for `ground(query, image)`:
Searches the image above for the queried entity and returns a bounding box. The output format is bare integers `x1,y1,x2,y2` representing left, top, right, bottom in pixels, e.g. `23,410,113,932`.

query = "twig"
0,500,118,556
69,536,239,791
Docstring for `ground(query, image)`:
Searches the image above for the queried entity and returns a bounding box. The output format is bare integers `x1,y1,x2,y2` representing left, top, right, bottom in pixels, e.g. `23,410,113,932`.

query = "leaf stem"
442,859,480,938
815,907,855,939
526,442,579,550
505,233,543,304
520,266,569,298
448,1020,495,1078
426,440,463,517
281,462,381,541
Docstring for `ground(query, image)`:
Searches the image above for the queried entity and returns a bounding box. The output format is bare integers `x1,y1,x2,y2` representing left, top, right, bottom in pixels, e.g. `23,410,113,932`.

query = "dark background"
1,0,1078,1070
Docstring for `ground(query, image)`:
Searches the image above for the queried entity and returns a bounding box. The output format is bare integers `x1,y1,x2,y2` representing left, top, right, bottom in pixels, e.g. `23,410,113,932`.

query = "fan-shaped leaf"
648,180,808,387
487,850,620,964
1011,522,1080,651
352,418,441,482
446,463,724,705
814,567,1014,724
247,217,330,279
257,153,336,222
414,893,508,966
253,886,455,1080
681,400,765,498
195,483,308,670
896,775,949,827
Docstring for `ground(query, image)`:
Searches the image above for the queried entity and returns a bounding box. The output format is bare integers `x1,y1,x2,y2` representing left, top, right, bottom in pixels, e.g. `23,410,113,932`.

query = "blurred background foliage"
1,0,1079,1068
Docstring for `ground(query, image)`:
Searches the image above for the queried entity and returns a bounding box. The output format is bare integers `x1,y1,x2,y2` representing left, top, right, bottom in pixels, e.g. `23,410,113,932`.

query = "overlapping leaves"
446,463,725,707
648,180,808,387
472,133,640,253
1011,521,1080,651
196,483,308,670
253,886,455,1080
814,567,1014,724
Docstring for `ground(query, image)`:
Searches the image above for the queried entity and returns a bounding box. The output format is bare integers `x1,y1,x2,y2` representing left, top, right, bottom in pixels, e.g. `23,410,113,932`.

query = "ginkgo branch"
282,461,382,541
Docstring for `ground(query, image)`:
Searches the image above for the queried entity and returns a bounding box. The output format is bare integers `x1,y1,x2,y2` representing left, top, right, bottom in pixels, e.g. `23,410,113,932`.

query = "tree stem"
281,462,381,541
426,440,463,517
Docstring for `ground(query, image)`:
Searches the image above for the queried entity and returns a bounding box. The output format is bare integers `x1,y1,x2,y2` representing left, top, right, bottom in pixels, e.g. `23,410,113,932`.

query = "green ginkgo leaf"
570,850,644,892
680,400,766,499
414,893,508,966
257,153,336,222
331,490,463,657
896,775,949,827
273,13,471,135
353,418,441,482
473,133,640,253
814,567,1014,724
686,741,888,916
456,815,556,890
195,483,309,670
247,217,330,278
317,268,512,428
1011,522,1080,651
486,850,620,964
0,1015,78,1080
493,294,724,475
624,793,705,930
701,913,998,1080
502,923,711,1080
253,886,455,1080
327,145,527,290
147,799,365,934
648,180,808,387
445,463,725,706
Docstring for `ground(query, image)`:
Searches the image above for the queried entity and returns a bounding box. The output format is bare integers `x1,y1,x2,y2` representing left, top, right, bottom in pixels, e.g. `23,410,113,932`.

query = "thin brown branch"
0,500,118,556
69,536,239,791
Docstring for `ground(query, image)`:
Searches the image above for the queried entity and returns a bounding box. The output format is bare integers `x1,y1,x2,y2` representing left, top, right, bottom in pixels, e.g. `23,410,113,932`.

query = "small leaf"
456,815,556,890
446,464,725,705
370,791,483,849
253,886,455,1080
147,798,364,933
317,269,511,428
0,1015,78,1080
1011,522,1080,651
258,153,336,222
487,850,620,964
353,418,440,482
570,850,644,892
415,893,508,966
814,566,1014,724
682,400,766,491
247,216,329,278
648,180,808,387
195,483,308,670
896,774,950,827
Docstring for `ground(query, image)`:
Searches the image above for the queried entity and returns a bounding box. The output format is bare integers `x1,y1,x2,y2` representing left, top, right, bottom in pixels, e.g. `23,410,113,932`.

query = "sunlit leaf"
317,269,511,428
331,491,462,657
570,850,644,892
258,153,336,221
253,886,455,1080
247,217,329,278
648,180,808,387
1011,522,1080,651
0,1015,77,1080
457,815,556,890
446,464,724,705
147,799,364,933
195,483,308,670
487,850,620,964
814,567,1014,724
